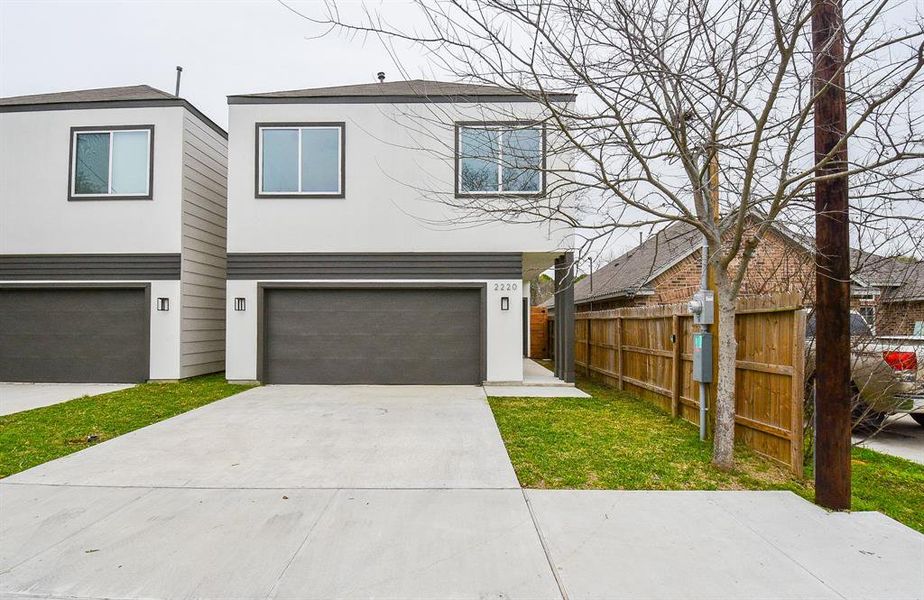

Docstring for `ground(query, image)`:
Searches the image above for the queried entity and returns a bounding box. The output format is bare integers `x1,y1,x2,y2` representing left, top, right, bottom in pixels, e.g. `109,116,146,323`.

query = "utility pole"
813,0,852,510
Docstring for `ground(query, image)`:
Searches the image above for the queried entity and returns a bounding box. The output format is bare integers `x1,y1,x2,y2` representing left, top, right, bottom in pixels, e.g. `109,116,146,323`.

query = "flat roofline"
0,98,227,139
227,93,577,105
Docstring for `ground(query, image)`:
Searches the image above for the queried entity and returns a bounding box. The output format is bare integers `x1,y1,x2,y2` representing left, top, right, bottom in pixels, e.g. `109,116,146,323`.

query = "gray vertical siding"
180,112,228,377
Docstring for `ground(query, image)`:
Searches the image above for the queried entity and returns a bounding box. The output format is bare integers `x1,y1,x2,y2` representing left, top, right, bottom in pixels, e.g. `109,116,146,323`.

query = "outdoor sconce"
156,297,169,312
501,296,510,311
234,297,246,312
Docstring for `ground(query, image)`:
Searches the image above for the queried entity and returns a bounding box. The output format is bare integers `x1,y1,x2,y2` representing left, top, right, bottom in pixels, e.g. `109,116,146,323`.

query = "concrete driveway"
854,414,924,464
0,383,133,416
0,385,560,599
1,384,922,599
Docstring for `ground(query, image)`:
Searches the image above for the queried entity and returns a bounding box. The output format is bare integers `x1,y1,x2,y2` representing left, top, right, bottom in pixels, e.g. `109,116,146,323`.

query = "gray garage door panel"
0,288,149,383
263,288,482,384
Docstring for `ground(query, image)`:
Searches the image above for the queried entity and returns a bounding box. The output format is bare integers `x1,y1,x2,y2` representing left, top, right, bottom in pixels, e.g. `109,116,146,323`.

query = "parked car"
805,311,924,429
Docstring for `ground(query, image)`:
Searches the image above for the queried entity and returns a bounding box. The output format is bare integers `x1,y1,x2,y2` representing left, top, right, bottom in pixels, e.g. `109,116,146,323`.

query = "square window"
70,126,152,199
258,124,344,197
458,125,543,195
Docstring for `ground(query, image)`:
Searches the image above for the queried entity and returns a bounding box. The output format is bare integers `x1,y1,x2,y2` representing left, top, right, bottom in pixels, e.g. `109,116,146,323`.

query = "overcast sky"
0,0,431,129
2,1,921,263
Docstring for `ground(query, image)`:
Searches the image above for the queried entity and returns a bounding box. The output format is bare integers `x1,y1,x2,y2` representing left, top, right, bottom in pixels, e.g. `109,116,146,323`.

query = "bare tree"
292,0,924,469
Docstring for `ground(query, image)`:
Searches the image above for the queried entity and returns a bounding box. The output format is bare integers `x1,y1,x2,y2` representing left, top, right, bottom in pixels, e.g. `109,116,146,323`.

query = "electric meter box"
688,290,715,325
692,332,713,382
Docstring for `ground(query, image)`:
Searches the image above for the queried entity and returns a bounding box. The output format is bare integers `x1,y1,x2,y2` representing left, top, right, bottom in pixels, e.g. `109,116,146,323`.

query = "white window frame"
257,124,344,197
456,124,544,196
70,127,152,198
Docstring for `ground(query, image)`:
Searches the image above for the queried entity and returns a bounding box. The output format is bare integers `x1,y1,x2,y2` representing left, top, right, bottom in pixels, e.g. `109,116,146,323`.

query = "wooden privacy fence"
529,306,550,359
575,292,806,475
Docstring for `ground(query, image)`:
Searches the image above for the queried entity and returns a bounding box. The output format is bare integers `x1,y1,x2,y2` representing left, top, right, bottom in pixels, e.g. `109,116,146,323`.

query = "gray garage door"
0,287,149,383
263,287,483,384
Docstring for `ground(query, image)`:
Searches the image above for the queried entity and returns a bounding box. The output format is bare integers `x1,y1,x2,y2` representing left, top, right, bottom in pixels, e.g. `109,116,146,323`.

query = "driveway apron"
0,385,562,599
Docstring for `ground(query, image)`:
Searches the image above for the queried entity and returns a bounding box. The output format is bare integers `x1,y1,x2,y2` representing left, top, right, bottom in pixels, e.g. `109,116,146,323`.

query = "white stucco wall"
225,279,259,380
0,106,186,254
225,279,524,383
226,101,574,254
149,279,182,380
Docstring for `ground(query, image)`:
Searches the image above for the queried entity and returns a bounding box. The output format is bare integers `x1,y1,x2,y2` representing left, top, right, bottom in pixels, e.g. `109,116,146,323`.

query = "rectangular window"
458,124,543,195
70,126,153,199
257,123,344,197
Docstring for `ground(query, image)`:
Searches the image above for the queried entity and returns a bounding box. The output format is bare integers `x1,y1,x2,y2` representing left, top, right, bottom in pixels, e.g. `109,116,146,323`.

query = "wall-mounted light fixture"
156,297,170,311
501,296,510,311
234,297,246,312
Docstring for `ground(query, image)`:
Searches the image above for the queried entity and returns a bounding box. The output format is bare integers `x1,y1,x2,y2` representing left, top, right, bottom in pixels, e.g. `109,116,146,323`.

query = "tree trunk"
713,279,738,470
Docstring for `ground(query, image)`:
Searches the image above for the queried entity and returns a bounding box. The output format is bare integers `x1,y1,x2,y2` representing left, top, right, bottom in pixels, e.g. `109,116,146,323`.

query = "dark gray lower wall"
554,253,575,383
228,253,522,280
0,254,181,280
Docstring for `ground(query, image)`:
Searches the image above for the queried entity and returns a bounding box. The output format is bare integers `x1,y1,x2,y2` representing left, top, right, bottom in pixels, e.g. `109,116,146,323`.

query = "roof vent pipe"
377,71,385,83
174,66,183,97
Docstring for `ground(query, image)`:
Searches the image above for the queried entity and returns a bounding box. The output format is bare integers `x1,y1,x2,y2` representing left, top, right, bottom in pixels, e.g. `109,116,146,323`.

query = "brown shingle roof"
228,79,575,103
567,219,924,306
570,221,703,305
0,85,174,106
0,85,226,138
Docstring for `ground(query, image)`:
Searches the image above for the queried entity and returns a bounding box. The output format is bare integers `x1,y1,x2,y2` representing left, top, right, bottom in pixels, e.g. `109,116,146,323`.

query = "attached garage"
0,287,149,383
261,286,484,384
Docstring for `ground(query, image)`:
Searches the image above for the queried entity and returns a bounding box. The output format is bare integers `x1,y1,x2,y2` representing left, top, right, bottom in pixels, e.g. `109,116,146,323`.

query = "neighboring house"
876,261,924,336
556,218,923,336
0,85,228,382
224,79,576,384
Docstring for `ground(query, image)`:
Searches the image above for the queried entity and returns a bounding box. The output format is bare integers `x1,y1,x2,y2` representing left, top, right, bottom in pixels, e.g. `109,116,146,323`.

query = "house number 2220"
494,283,517,291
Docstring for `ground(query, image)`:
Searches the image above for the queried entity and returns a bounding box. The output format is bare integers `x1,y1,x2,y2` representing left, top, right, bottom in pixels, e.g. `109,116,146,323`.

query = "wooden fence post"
616,316,624,390
671,314,681,418
585,318,592,377
791,308,807,477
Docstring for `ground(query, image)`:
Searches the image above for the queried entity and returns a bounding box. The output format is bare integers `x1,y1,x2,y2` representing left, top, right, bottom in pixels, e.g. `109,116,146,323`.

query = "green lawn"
488,375,924,533
0,374,255,478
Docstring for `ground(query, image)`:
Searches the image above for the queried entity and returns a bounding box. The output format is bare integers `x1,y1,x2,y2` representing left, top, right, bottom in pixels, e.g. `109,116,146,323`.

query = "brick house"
552,219,923,336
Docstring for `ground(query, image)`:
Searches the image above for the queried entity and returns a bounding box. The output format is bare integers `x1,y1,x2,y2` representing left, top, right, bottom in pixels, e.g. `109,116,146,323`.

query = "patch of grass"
0,374,255,478
810,447,924,533
489,375,924,533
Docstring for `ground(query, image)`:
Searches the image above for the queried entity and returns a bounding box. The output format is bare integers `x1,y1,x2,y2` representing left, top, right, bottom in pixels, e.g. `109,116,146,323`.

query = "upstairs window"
257,123,344,198
457,124,544,195
70,126,153,199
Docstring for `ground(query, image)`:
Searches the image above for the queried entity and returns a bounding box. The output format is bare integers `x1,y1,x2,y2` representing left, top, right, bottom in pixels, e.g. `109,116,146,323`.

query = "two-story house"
224,79,576,385
0,85,229,382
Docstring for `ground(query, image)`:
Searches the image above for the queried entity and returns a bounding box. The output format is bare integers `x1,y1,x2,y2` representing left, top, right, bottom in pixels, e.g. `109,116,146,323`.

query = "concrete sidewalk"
0,383,133,416
1,384,921,599
527,490,924,600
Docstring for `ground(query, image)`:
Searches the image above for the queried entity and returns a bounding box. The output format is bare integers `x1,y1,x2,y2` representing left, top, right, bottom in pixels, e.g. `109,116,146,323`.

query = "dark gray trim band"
0,254,181,280
256,281,488,384
228,94,576,105
228,253,523,280
0,99,227,139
